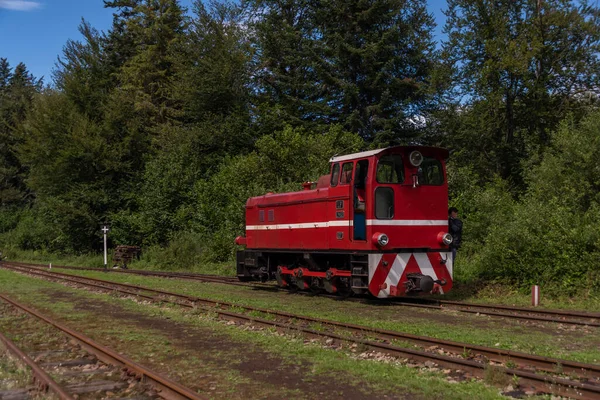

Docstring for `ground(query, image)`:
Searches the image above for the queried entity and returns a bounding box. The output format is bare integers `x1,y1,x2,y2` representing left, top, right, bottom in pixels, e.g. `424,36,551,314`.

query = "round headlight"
377,233,389,247
409,151,423,167
442,233,453,245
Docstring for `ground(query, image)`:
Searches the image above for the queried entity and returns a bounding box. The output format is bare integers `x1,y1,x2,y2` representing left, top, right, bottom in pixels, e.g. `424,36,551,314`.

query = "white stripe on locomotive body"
368,254,383,282
367,220,448,226
380,254,410,298
246,219,447,230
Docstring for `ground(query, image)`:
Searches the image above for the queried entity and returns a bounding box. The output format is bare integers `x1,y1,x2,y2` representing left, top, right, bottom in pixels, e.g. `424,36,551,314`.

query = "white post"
531,285,540,307
102,225,110,269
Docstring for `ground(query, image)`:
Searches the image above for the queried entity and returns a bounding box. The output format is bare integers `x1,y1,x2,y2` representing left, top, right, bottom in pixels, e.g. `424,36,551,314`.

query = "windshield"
418,157,444,185
376,155,404,184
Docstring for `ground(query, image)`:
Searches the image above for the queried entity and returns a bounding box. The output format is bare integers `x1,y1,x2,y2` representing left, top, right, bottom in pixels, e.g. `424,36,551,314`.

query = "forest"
1,0,599,296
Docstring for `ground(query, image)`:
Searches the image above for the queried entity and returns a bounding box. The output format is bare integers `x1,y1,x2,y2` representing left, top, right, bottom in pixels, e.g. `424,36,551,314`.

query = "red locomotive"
235,146,454,298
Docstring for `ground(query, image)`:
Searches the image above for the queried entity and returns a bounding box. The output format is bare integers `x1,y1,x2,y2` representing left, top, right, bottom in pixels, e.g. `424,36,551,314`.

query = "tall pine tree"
0,61,41,205
248,0,437,141
318,0,436,143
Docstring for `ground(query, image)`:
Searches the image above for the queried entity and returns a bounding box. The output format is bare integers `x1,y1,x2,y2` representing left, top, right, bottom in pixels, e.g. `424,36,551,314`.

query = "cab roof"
329,145,448,163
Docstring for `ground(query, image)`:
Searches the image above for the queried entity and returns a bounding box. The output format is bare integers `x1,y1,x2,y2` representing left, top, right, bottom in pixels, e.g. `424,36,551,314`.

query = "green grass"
0,348,31,389
437,281,600,311
0,268,510,399
3,248,234,275
5,250,598,310
27,266,600,365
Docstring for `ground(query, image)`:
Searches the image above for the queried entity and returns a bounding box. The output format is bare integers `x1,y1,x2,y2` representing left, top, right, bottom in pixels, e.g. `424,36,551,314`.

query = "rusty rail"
0,331,74,399
0,293,206,400
6,260,599,327
3,262,600,399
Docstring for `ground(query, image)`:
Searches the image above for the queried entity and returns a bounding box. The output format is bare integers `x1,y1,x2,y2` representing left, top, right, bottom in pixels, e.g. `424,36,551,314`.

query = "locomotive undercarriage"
236,249,443,296
236,250,369,295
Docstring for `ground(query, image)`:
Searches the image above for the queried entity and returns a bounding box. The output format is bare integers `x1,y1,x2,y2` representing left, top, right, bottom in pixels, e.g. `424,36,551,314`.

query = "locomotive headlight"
437,232,453,246
378,234,389,246
409,151,423,167
372,232,389,247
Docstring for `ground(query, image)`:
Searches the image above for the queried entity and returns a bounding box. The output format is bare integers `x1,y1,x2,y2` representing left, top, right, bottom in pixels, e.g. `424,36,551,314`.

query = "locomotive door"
352,160,369,241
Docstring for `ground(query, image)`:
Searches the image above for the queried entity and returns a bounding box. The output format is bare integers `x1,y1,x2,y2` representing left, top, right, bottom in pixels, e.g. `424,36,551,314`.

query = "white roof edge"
329,148,387,163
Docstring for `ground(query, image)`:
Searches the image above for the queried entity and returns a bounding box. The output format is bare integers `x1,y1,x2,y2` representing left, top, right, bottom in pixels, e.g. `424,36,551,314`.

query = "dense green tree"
54,21,113,120
108,0,188,126
180,0,252,122
0,58,10,91
248,0,437,141
317,0,437,143
440,0,600,182
0,61,41,205
247,0,329,133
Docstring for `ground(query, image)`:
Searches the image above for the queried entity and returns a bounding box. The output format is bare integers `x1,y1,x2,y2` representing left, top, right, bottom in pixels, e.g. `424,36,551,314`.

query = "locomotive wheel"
275,269,289,287
323,278,336,294
295,276,310,290
310,277,323,294
337,278,353,298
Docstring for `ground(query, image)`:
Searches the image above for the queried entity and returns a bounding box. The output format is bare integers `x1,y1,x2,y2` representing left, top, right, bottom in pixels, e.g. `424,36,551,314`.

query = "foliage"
1,0,600,298
0,59,41,206
440,0,600,183
247,0,438,141
459,111,600,295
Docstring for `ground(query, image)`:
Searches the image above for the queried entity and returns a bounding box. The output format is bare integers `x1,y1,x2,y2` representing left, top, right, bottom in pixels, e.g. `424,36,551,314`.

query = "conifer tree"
318,0,436,142
248,0,328,133
108,0,188,125
247,0,437,141
0,61,41,205
54,21,112,120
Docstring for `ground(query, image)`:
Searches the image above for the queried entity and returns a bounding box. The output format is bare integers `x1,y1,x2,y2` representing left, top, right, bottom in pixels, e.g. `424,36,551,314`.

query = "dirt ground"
41,289,422,400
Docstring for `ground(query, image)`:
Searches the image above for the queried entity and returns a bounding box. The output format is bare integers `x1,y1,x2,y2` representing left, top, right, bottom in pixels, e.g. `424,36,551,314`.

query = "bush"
456,112,600,295
192,124,363,261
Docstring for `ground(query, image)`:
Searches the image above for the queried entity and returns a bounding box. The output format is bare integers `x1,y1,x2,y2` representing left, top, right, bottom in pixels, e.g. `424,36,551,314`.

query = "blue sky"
0,0,448,84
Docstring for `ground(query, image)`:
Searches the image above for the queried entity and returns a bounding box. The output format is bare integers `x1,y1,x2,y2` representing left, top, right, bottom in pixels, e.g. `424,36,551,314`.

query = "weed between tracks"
29,265,600,365
0,268,511,400
0,346,32,389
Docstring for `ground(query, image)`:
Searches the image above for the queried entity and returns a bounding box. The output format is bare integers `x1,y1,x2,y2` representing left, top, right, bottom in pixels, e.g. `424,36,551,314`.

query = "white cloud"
0,1,42,11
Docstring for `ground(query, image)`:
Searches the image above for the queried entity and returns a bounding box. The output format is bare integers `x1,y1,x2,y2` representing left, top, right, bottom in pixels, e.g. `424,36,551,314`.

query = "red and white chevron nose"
367,252,453,298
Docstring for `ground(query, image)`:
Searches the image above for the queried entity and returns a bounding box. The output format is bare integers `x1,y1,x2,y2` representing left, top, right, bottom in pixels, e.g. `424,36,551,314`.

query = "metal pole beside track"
102,224,110,270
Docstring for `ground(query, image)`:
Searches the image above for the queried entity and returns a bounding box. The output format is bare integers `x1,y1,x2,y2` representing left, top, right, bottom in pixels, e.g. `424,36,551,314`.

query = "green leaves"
460,110,600,295
440,0,600,182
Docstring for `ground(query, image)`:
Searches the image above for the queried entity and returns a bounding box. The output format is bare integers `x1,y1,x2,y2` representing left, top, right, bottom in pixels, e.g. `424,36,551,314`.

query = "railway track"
5,260,600,327
0,293,206,400
3,262,600,399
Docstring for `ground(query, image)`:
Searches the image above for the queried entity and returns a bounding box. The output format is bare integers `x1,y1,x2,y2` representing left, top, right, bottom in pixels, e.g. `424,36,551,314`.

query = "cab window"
355,159,369,188
376,155,404,184
330,163,340,187
375,187,394,219
419,158,444,185
340,162,353,185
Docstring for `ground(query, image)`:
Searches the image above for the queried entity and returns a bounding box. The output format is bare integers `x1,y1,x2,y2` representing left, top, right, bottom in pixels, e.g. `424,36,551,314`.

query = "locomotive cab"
236,146,454,298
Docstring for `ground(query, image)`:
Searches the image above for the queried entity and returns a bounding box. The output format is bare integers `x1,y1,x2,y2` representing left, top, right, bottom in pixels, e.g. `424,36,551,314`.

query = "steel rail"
3,262,600,398
7,260,600,327
0,293,207,400
438,299,600,318
0,331,74,399
4,262,599,377
5,260,244,285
